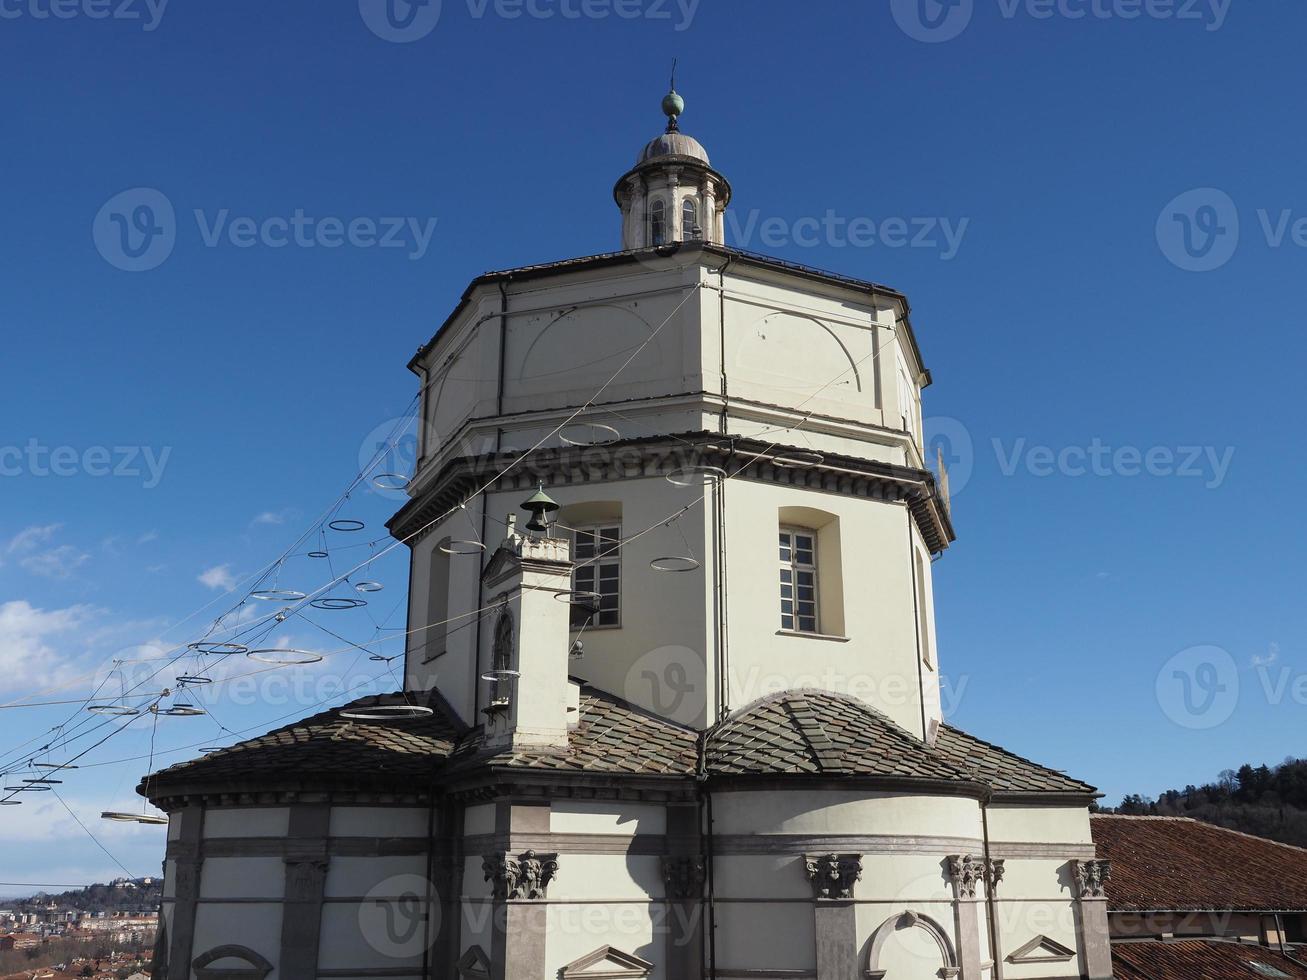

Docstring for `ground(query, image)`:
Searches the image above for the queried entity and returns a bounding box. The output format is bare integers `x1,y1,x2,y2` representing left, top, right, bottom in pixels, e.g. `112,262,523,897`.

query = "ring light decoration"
101,811,168,825
440,540,486,556
246,648,324,666
250,589,306,602
772,450,825,468
338,704,435,721
87,703,140,716
309,597,368,611
560,422,621,447
666,465,726,487
650,556,701,572
307,550,330,559
328,519,365,532
354,580,384,593
371,473,411,491
161,703,205,717
480,668,521,682
188,641,249,655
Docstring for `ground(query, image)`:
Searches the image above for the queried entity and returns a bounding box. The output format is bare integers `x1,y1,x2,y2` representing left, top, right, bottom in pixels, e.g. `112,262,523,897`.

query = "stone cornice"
387,434,954,554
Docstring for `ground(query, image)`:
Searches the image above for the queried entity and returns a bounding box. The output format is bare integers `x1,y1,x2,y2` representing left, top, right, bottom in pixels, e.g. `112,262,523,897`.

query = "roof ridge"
782,695,844,773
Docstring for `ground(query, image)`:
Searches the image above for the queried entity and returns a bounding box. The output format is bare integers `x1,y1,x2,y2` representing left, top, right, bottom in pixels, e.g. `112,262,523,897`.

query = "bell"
522,484,560,534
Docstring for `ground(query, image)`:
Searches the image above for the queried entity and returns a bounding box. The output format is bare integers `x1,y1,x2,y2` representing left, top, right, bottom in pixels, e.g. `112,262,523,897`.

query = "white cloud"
0,600,95,694
137,530,159,545
252,509,293,526
21,544,91,580
198,564,237,591
7,523,62,554
1252,642,1280,668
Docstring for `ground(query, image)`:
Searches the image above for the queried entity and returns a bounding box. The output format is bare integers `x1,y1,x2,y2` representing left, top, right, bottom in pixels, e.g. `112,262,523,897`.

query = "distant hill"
1099,758,1307,847
8,878,162,913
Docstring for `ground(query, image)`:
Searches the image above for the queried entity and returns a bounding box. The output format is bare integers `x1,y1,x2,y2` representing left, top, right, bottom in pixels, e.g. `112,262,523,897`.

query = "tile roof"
1091,815,1307,912
146,691,464,791
449,690,699,777
1112,940,1307,980
934,723,1099,795
705,690,968,781
146,686,1094,801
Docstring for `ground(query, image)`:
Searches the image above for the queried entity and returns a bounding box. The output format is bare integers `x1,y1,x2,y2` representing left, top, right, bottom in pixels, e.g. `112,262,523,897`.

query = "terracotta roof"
145,686,1094,802
1091,815,1307,912
706,690,969,782
934,724,1099,796
1112,940,1307,980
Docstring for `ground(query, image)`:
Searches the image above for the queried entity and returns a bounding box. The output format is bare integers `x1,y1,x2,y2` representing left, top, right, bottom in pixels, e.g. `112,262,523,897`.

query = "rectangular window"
779,527,819,633
573,525,621,628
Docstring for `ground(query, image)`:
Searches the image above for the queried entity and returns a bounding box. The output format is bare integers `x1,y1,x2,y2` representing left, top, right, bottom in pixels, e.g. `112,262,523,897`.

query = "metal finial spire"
662,60,685,133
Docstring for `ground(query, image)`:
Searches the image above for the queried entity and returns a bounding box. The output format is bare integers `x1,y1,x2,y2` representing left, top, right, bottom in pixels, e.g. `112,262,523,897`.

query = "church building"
143,90,1116,980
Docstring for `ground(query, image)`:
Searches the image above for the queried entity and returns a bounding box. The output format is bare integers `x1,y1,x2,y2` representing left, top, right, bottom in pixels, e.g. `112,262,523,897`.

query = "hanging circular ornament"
187,641,249,656
560,422,621,447
246,648,323,665
328,519,365,532
371,473,411,491
338,704,435,721
250,589,307,602
666,465,726,487
309,597,368,611
650,556,702,572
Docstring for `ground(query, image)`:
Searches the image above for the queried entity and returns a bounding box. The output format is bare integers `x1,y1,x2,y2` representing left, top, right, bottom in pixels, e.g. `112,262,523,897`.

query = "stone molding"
482,849,559,900
866,911,958,979
804,853,863,900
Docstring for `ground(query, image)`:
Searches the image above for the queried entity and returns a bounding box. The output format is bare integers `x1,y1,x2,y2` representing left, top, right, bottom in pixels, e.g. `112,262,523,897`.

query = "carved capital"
985,858,1006,893
482,849,559,900
804,853,862,900
660,856,706,901
1073,859,1111,898
284,857,329,902
946,854,985,899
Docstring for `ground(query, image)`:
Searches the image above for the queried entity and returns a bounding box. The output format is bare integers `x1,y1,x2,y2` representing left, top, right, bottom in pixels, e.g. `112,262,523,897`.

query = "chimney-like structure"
479,525,574,750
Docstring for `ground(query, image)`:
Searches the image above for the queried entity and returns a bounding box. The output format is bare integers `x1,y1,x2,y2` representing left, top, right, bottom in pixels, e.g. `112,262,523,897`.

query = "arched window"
682,198,699,239
650,199,666,245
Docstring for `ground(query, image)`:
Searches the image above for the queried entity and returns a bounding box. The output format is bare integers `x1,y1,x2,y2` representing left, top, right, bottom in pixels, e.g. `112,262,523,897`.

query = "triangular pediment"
559,945,653,978
480,545,521,586
1006,934,1076,964
455,945,491,979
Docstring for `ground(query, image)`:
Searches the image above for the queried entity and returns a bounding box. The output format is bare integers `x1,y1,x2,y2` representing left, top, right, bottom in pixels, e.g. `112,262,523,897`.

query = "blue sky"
2,0,1305,891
